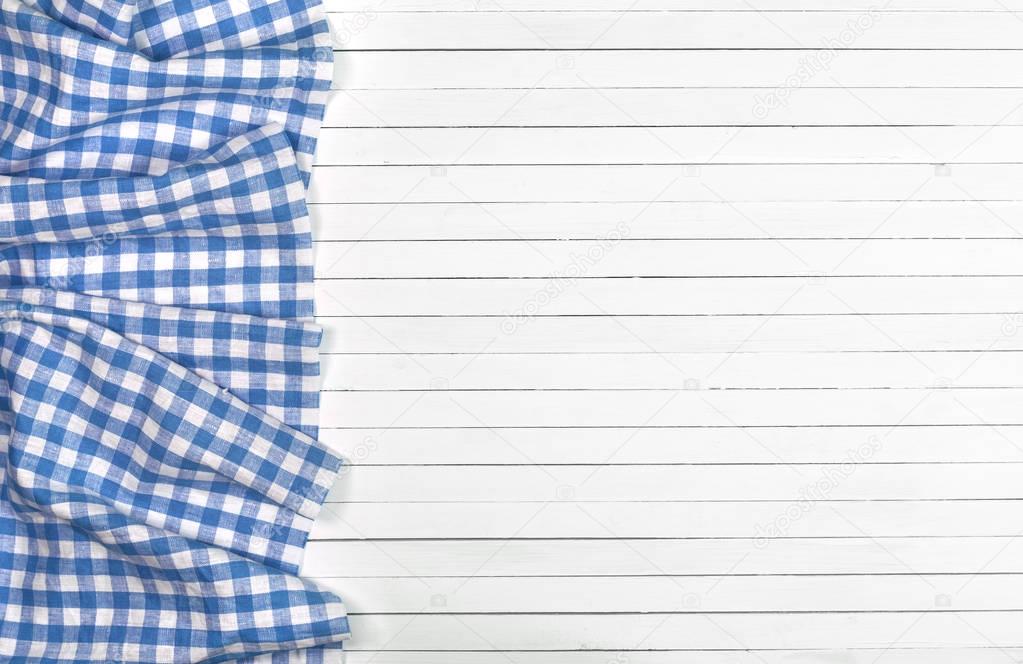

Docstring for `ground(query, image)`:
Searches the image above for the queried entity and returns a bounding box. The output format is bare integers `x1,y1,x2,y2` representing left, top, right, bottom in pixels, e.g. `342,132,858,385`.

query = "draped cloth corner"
0,0,349,661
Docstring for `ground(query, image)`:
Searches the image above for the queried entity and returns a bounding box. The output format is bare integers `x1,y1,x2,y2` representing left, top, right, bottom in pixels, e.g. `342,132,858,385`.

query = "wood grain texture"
308,2,1023,659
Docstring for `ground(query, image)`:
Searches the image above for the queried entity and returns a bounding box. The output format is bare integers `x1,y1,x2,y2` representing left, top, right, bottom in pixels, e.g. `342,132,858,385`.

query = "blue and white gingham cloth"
0,0,333,183
0,0,350,661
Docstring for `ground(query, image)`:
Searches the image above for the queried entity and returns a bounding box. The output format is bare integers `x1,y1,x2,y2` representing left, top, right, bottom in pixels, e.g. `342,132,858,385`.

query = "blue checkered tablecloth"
0,0,349,661
0,0,332,183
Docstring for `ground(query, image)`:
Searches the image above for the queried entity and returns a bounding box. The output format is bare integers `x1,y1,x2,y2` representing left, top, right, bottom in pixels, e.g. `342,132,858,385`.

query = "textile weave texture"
0,0,348,661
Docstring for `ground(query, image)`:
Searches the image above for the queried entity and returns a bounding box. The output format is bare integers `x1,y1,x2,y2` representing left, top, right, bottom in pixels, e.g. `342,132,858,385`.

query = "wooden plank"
317,574,1023,612
314,127,1023,166
318,388,1023,428
329,11,1023,50
315,314,1023,354
325,463,1023,502
314,276,1023,316
331,51,1023,90
315,426,1023,465
307,164,1023,204
321,351,1023,390
310,500,1023,539
339,652,1023,664
325,0,1023,12
315,239,1023,278
302,537,1023,576
308,201,1023,241
322,88,1023,128
341,613,1023,649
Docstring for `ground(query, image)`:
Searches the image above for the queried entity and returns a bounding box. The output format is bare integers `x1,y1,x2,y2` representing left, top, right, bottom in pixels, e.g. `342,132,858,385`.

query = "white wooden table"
306,2,1023,661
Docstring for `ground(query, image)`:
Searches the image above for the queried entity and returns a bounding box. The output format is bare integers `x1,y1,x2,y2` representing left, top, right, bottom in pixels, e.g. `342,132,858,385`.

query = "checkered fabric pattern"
0,296,348,661
14,0,138,43
0,124,322,435
0,127,350,659
0,125,317,319
0,0,349,660
0,0,333,183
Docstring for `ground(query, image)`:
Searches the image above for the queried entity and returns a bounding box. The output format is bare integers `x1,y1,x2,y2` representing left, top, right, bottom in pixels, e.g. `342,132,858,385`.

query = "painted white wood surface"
310,2,1023,660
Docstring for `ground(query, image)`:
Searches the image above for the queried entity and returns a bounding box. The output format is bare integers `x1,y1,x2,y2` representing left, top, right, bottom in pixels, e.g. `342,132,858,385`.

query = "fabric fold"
0,287,324,435
0,300,340,571
0,124,323,433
